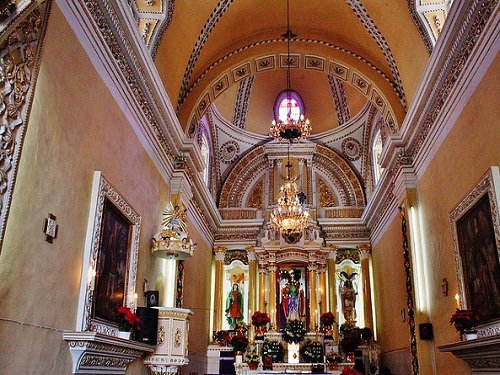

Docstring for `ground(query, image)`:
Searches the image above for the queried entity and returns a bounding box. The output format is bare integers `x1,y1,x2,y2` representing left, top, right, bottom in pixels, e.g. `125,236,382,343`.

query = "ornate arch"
313,145,366,207
184,48,401,131
219,145,268,208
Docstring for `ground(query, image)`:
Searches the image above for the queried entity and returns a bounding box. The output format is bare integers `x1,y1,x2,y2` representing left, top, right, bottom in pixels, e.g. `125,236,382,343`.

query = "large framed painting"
451,167,500,335
75,171,141,334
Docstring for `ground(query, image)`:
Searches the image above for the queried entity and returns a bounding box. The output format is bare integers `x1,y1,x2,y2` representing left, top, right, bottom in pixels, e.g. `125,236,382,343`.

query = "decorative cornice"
0,1,50,250
406,0,434,55
177,0,234,109
346,0,407,108
232,75,255,129
328,75,351,126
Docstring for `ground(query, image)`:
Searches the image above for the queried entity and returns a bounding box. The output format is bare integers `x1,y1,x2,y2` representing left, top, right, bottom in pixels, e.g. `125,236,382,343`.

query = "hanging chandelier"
270,146,309,237
269,0,311,142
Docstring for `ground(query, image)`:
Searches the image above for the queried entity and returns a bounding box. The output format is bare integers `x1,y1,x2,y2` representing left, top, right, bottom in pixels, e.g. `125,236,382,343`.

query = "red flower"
116,306,141,331
251,311,271,326
450,308,480,332
341,367,362,375
320,312,336,326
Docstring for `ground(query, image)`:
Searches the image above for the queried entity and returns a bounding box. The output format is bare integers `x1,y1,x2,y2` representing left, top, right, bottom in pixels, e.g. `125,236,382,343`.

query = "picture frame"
450,166,500,337
75,171,141,334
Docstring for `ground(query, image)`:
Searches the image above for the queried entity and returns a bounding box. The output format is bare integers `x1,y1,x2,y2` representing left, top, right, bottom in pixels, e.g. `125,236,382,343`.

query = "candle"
454,294,460,309
134,293,138,312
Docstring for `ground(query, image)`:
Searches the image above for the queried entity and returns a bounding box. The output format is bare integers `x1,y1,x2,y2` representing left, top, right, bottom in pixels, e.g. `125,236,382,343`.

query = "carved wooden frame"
450,166,500,337
76,171,141,335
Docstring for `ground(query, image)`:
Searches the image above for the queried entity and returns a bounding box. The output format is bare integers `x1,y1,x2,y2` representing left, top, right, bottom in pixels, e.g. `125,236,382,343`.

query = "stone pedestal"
144,307,193,375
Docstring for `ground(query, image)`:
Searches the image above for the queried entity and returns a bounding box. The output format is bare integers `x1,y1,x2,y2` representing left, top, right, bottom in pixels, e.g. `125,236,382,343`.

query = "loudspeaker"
419,323,434,340
136,307,158,344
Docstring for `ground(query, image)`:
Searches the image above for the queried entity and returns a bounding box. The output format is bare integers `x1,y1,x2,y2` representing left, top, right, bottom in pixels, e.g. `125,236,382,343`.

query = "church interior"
0,0,499,374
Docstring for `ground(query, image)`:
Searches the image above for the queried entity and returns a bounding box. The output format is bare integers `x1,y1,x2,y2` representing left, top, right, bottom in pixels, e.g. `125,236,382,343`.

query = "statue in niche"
281,269,305,324
225,283,244,327
339,271,358,327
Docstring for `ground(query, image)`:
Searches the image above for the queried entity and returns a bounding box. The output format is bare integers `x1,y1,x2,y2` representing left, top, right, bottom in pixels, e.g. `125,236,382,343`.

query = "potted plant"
261,339,284,365
326,350,343,370
116,306,141,340
301,339,324,373
214,330,231,346
251,311,271,339
320,312,336,339
450,308,480,339
245,346,260,370
230,334,249,354
341,367,362,375
283,319,306,343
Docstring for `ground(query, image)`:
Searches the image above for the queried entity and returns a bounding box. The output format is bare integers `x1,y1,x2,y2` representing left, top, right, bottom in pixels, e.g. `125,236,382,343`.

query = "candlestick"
454,294,460,309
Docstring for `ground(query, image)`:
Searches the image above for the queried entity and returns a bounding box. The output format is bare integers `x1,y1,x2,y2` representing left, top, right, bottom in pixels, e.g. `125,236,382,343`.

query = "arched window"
372,130,384,184
273,90,305,123
200,134,210,185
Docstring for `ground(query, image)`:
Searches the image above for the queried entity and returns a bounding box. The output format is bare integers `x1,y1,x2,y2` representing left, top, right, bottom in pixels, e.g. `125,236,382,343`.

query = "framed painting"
451,166,500,335
76,171,141,335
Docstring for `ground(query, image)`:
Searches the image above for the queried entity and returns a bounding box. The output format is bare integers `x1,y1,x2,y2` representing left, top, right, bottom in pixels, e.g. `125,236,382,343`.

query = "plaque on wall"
146,291,159,308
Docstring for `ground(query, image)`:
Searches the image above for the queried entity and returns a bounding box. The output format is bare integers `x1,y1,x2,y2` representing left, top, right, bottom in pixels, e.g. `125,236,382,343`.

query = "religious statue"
161,201,187,237
281,269,305,323
339,271,358,327
225,283,244,327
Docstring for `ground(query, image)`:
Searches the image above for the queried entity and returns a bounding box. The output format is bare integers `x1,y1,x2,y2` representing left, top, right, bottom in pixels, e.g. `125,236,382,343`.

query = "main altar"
208,224,380,375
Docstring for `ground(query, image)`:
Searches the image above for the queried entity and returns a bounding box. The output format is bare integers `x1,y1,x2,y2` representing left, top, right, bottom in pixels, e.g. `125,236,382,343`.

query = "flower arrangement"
245,346,260,364
234,321,249,335
450,308,480,333
283,319,306,343
251,311,271,327
116,306,141,332
301,340,324,363
341,367,362,375
261,339,284,362
230,334,249,353
214,330,231,346
326,350,343,364
320,312,336,327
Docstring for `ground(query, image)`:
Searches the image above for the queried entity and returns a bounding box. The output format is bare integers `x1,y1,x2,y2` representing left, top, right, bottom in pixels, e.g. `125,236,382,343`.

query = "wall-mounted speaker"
419,323,434,340
136,307,158,344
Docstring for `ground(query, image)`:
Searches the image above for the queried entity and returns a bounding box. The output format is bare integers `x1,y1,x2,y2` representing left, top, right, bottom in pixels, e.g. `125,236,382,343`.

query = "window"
273,90,305,123
372,130,384,184
200,134,210,185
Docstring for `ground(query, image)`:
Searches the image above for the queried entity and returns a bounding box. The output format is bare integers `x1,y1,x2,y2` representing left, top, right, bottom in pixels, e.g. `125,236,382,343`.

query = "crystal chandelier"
269,0,311,142
270,147,309,236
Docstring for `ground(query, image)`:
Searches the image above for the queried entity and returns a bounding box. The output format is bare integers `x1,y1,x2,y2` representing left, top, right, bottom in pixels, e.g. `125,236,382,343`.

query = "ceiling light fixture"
269,0,311,142
270,144,309,240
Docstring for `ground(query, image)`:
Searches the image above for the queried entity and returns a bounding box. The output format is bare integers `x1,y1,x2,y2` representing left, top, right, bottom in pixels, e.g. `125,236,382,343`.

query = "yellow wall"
372,215,411,375
417,56,500,375
0,5,167,374
373,57,499,375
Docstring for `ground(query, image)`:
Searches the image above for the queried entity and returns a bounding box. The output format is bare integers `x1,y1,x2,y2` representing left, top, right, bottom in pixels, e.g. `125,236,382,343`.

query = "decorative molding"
406,0,434,55
77,171,141,333
341,137,362,162
177,0,234,108
182,41,401,125
232,75,255,129
346,0,407,108
63,331,154,375
0,2,50,250
439,335,500,372
224,249,248,265
328,75,351,126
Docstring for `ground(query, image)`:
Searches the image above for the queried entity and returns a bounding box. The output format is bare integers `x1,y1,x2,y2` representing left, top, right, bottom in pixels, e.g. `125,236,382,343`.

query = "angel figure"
161,201,187,236
339,270,358,327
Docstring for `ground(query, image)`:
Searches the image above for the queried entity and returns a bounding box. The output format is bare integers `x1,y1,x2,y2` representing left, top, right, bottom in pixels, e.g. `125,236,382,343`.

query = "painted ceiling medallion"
342,137,362,161
220,141,240,164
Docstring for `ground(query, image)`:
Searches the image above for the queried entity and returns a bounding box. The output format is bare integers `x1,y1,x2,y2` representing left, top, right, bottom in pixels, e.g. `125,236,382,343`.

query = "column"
358,244,373,330
246,246,257,316
298,159,305,192
308,260,319,330
318,263,327,315
276,159,283,186
327,246,339,341
268,252,277,328
267,160,274,206
259,264,267,313
213,246,226,332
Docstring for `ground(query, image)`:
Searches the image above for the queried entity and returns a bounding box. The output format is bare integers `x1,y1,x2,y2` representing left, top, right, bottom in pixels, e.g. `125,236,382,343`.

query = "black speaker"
136,307,158,344
419,323,433,340
145,291,159,307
